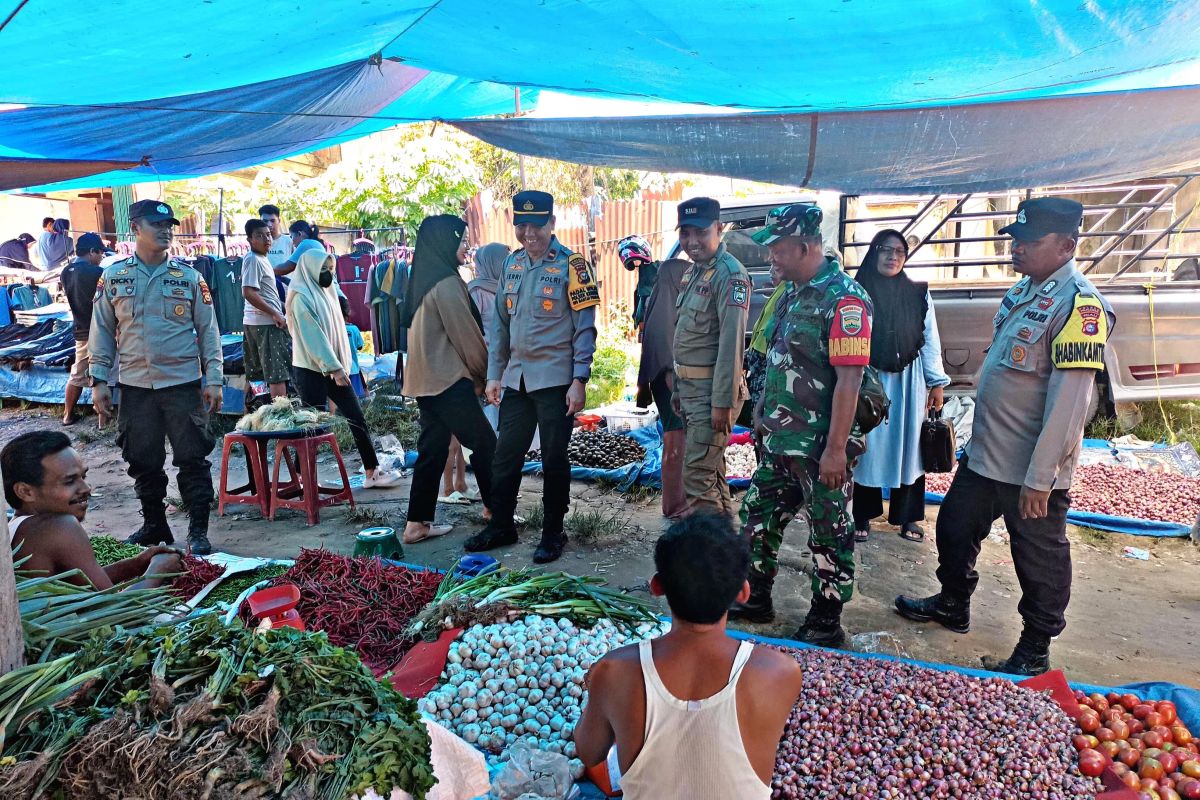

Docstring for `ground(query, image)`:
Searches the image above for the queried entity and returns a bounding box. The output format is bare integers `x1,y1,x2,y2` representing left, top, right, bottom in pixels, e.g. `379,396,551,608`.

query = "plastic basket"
600,404,658,434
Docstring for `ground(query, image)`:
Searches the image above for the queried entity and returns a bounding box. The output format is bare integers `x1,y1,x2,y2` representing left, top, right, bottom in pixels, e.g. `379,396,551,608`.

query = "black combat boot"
727,570,776,623
126,502,174,546
795,594,847,648
894,592,971,634
187,506,213,556
532,530,567,564
980,627,1052,676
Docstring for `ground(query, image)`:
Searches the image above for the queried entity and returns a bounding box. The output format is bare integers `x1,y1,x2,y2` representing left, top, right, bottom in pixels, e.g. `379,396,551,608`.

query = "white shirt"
267,234,294,268
241,252,283,326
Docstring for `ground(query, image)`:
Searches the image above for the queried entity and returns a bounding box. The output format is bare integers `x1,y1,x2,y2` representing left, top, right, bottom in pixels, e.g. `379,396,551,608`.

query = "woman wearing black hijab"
852,229,950,542
399,215,496,544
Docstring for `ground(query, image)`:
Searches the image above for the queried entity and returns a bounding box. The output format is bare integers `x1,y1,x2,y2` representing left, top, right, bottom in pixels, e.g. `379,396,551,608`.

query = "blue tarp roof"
3,1,1200,191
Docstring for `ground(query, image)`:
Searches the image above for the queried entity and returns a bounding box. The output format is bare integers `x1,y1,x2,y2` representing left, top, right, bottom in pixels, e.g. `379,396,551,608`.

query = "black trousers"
408,378,497,522
649,371,683,432
116,381,215,515
490,382,573,532
853,475,926,528
934,456,1072,637
293,366,378,470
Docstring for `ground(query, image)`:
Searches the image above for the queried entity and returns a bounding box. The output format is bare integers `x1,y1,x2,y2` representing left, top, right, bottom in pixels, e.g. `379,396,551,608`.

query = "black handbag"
855,366,891,434
921,407,957,473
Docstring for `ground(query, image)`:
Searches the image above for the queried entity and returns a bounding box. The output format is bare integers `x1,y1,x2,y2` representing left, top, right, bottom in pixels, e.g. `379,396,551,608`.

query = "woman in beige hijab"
286,248,400,488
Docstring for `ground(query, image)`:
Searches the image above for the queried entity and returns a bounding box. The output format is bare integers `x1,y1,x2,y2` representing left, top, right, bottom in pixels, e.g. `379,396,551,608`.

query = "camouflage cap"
752,203,823,245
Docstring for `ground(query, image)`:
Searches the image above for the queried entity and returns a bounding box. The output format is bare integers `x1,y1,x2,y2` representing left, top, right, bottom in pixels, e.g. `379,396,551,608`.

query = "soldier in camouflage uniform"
731,204,873,648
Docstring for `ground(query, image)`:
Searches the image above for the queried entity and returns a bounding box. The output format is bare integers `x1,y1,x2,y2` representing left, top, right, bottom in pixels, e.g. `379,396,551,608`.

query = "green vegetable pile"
199,564,291,609
407,567,658,641
90,535,143,566
0,614,435,800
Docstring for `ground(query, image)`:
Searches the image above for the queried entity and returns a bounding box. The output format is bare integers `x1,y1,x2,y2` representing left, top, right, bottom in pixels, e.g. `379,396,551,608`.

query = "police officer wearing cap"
896,197,1115,676
671,197,751,516
89,200,224,555
468,190,599,563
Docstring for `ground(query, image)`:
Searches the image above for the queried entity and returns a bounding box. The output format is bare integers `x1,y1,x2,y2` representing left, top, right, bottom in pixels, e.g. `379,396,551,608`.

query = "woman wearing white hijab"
286,248,400,488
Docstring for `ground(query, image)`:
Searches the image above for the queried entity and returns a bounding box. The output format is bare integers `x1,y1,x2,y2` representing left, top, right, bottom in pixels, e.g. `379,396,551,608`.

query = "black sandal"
900,524,926,542
854,525,871,542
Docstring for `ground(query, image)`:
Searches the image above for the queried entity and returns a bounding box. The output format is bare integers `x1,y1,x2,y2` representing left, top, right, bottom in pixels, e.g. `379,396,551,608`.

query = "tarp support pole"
515,88,526,190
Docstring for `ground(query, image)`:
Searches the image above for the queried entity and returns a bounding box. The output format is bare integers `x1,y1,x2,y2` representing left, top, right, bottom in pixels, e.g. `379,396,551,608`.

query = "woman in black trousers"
398,215,496,544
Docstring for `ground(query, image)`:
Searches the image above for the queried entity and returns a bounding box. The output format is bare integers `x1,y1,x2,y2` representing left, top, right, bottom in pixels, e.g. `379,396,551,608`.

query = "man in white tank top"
575,513,803,799
3,430,182,590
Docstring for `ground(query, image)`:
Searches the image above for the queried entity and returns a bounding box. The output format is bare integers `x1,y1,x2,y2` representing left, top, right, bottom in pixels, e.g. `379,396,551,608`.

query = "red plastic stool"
268,430,355,525
218,433,272,516
219,433,302,517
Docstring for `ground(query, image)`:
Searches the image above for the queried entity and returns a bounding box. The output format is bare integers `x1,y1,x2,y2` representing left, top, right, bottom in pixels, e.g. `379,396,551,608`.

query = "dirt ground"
4,405,1198,690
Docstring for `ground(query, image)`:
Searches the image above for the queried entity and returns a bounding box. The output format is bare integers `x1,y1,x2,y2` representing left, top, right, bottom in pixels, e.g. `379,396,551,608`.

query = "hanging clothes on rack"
335,245,377,331
211,254,245,334
368,252,409,355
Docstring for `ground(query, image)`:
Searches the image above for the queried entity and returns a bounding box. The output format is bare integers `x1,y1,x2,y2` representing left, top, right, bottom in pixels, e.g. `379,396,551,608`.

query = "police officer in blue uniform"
90,201,223,555
467,191,599,563
896,198,1116,675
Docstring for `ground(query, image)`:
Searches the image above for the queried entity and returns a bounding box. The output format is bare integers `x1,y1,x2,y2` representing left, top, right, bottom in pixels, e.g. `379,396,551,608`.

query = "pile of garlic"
422,615,661,779
725,442,757,478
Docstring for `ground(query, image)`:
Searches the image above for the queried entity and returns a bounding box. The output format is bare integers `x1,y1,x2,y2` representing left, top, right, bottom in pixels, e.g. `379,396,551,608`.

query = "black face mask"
318,271,333,288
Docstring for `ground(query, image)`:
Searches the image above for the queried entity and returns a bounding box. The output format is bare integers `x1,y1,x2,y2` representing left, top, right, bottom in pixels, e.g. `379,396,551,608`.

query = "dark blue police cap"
513,190,554,226
129,199,180,225
999,198,1083,241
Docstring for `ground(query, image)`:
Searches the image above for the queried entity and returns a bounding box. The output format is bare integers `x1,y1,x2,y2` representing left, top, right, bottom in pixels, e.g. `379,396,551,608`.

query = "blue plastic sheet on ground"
726,628,1200,731
631,423,752,489
521,423,663,491
925,441,1191,538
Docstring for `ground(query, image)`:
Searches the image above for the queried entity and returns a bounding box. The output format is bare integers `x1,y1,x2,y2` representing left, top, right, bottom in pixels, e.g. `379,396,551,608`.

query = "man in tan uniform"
671,197,750,516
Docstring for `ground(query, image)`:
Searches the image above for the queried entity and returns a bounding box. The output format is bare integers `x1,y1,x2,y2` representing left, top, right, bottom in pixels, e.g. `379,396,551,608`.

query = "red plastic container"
247,583,305,631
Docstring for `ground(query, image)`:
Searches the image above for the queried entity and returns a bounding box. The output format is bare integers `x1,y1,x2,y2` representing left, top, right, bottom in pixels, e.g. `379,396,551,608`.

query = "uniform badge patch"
93,276,105,301
545,266,563,274
116,268,129,276
542,299,554,312
1010,344,1028,364
506,297,514,310
169,269,184,277
702,268,716,282
1017,326,1034,341
1038,297,1054,310
838,303,863,335
1052,294,1108,369
198,278,212,305
173,303,186,316
1039,280,1058,295
567,254,600,310
542,285,554,296
1078,303,1102,336
728,279,749,309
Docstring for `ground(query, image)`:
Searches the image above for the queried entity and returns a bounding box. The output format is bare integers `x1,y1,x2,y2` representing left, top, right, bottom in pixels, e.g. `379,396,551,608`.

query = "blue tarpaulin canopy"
3,1,1200,191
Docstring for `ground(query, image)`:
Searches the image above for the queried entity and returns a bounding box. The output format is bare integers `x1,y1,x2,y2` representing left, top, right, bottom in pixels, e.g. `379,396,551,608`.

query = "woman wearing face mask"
398,215,497,544
286,249,401,488
851,230,950,542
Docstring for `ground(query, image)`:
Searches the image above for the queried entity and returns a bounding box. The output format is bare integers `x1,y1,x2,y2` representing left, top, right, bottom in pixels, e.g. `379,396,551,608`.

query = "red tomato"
1180,778,1200,800
1148,713,1167,729
1144,759,1168,781
1091,695,1111,714
1074,734,1094,751
1079,749,1108,777
1160,753,1181,774
1123,748,1148,767
1098,727,1118,743
1123,694,1144,709
1132,721,1148,735
1156,726,1177,745
1147,734,1168,750
1108,692,1125,705
1174,728,1195,748
1110,720,1133,740
1102,741,1123,759
1158,703,1179,726
1080,713,1102,734
1163,789,1184,800
1137,705,1158,721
